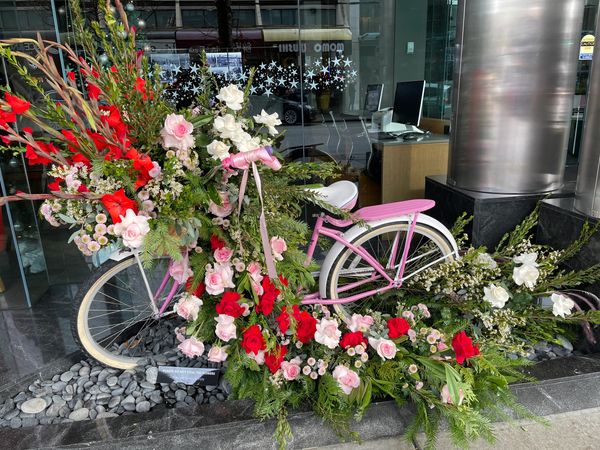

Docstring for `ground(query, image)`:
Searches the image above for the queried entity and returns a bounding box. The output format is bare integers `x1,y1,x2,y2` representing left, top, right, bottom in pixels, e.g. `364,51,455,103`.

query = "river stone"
135,401,150,413
20,398,47,415
21,417,38,428
174,390,186,402
69,408,89,421
106,376,118,387
145,367,158,384
9,418,21,428
13,392,27,403
51,396,66,407
45,404,61,418
108,396,121,409
52,381,67,393
60,372,74,383
79,366,91,377
97,412,118,419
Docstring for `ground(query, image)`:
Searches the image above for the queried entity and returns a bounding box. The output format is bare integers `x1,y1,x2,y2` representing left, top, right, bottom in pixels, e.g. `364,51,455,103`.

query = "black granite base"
425,173,576,250
3,355,600,449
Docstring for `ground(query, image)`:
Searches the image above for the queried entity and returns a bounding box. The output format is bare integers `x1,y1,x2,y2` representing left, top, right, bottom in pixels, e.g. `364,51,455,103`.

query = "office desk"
364,134,450,205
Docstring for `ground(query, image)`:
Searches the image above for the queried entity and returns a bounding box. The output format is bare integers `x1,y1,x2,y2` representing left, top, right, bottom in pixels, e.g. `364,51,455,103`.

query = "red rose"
452,331,480,365
210,234,226,250
185,279,205,298
101,189,138,223
5,92,30,114
265,345,287,374
242,325,266,355
296,311,317,343
275,305,301,334
215,291,244,318
256,277,280,316
340,331,367,349
387,317,411,339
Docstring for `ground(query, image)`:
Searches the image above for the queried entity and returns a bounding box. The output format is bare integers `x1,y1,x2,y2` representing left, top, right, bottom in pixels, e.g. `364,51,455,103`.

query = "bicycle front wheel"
325,221,455,321
72,256,183,369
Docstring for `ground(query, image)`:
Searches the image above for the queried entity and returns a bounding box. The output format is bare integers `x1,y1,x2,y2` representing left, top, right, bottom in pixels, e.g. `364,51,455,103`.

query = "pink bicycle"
72,179,458,369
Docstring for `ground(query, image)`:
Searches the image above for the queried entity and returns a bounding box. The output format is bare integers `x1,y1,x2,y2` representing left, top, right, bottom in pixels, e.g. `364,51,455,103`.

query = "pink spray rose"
208,345,229,363
270,236,287,261
368,337,398,360
247,261,264,295
169,253,193,284
214,246,234,263
160,113,195,151
281,357,302,381
214,314,237,342
204,263,235,295
440,384,464,405
249,349,265,365
347,313,374,333
173,294,203,321
209,191,234,218
332,365,360,395
178,336,205,358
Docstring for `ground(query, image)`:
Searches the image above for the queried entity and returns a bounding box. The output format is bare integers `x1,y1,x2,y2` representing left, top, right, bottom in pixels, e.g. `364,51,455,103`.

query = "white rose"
113,209,150,249
315,318,341,349
253,109,282,136
551,293,575,318
230,130,261,153
483,284,509,308
513,252,539,267
512,264,540,289
206,140,231,161
213,114,243,140
475,252,498,270
216,84,245,111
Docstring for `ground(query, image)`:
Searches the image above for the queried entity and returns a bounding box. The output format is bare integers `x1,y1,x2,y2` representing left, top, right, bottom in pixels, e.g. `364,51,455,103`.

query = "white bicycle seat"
309,180,358,210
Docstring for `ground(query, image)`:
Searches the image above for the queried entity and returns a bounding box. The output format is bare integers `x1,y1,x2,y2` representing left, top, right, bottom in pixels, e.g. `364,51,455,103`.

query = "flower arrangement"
2,2,600,449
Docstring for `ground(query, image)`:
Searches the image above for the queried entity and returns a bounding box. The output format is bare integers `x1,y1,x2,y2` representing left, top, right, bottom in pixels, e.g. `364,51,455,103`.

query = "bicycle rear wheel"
72,256,184,369
325,221,454,321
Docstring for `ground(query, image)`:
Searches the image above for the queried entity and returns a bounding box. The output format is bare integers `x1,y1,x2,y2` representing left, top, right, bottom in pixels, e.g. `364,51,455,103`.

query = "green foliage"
494,203,540,255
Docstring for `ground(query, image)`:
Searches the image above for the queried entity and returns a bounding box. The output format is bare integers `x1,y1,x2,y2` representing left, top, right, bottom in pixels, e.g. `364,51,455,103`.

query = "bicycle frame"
301,212,421,305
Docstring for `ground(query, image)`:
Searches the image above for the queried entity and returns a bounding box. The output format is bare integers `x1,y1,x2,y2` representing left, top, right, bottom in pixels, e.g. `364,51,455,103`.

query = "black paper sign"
157,366,220,386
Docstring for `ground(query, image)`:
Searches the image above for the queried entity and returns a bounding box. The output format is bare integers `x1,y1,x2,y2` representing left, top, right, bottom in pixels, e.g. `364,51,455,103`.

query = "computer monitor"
392,80,425,126
364,84,384,113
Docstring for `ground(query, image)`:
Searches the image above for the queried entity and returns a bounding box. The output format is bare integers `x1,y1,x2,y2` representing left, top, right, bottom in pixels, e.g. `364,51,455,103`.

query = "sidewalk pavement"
316,407,600,450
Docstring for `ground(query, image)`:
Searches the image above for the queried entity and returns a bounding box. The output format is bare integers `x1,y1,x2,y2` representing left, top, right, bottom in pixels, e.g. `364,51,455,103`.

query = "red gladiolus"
134,77,150,100
255,277,280,316
0,110,17,128
25,142,57,166
387,317,411,339
296,310,317,343
210,234,226,250
0,135,10,145
215,291,244,318
340,331,367,349
22,127,32,134
452,331,480,365
5,92,30,114
67,71,76,82
48,178,63,191
101,189,138,223
241,325,266,355
265,345,287,374
87,82,101,100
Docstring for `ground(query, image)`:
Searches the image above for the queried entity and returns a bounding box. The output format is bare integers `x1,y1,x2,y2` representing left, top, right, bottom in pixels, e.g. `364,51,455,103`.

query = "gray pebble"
106,376,118,387
108,397,121,409
70,363,82,372
69,408,89,421
9,417,22,428
20,398,47,415
21,417,38,428
97,369,110,382
174,390,187,402
135,401,151,413
13,392,27,403
60,372,74,383
79,366,91,377
52,381,67,393
145,367,158,384
89,410,98,420
97,412,118,419
4,409,20,420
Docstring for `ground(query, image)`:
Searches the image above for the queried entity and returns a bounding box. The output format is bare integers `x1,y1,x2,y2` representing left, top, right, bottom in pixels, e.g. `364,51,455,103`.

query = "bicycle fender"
318,214,459,297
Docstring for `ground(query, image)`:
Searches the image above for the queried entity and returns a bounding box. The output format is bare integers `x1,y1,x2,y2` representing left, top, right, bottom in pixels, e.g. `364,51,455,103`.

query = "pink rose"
214,246,233,263
281,361,301,381
247,261,263,282
174,294,202,321
214,314,237,342
204,263,235,295
315,318,341,349
440,384,464,405
169,253,193,284
332,365,360,395
161,113,195,151
250,279,264,296
149,161,162,178
270,236,287,261
207,345,229,363
175,327,186,343
113,209,150,249
368,338,397,360
347,314,374,333
209,191,233,218
178,336,205,358
240,303,251,317
249,349,265,365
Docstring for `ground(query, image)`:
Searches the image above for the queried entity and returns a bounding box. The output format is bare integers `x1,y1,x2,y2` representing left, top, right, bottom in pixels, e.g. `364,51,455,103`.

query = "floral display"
1,2,600,450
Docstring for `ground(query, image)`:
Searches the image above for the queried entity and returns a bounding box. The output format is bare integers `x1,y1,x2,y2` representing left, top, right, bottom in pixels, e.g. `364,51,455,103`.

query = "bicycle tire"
71,256,180,369
324,220,455,321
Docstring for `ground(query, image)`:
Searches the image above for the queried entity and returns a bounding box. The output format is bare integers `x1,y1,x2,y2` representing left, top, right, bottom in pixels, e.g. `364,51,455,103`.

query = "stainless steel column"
575,7,600,218
448,0,584,193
